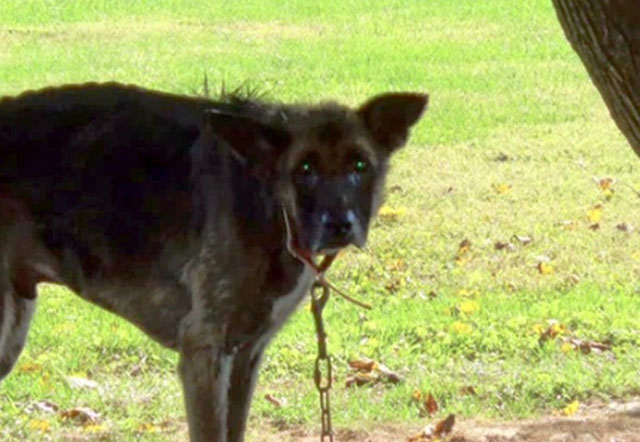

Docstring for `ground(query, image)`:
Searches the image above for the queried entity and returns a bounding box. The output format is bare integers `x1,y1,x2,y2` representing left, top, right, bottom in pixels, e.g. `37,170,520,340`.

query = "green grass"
2,0,640,440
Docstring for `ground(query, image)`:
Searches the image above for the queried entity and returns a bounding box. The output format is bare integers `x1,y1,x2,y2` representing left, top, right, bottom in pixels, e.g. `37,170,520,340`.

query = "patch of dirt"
251,401,640,442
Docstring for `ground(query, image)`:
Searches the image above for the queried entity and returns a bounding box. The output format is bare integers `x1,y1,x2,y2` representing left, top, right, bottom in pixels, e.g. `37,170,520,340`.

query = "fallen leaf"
136,422,160,433
537,262,554,275
29,419,51,433
561,337,612,354
458,239,471,255
563,400,580,416
565,274,580,285
18,362,42,373
60,407,100,425
616,223,634,233
345,372,378,388
83,424,107,433
348,359,376,372
513,234,532,245
66,376,99,390
459,300,479,315
346,358,402,387
450,321,473,334
376,362,403,384
434,414,456,437
378,205,406,222
26,400,59,415
494,241,515,251
264,393,286,408
598,177,614,191
558,220,578,231
587,204,603,223
460,385,477,396
493,183,512,195
538,320,568,343
424,392,438,416
597,177,615,198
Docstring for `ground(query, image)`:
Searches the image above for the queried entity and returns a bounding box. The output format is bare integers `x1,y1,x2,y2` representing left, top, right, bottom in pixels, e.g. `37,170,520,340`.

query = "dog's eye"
353,159,368,173
300,160,313,175
297,154,319,177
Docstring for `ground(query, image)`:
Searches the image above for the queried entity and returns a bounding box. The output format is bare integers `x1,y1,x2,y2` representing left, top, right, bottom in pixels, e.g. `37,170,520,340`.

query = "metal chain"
310,281,334,442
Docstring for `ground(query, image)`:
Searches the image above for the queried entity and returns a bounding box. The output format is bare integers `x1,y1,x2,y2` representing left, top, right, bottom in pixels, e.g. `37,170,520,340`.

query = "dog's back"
0,84,215,375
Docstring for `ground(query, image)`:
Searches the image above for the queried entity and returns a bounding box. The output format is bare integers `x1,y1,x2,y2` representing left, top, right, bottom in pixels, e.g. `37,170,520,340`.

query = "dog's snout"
325,216,353,236
321,211,353,237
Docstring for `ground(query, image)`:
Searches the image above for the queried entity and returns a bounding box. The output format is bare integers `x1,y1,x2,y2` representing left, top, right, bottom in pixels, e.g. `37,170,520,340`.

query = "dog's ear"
204,108,292,175
358,92,428,153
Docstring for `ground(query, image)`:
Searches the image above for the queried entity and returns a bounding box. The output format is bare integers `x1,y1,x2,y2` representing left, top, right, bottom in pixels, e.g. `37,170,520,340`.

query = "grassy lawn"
2,0,640,440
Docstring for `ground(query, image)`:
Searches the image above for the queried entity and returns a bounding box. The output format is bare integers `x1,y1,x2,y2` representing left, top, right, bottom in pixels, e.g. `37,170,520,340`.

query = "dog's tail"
0,273,36,380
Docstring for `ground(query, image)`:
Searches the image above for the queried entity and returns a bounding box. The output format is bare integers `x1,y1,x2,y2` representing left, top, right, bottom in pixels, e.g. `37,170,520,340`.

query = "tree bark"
552,0,640,158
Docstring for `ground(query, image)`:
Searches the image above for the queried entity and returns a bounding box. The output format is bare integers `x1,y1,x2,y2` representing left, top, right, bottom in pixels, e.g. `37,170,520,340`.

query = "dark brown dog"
0,83,427,441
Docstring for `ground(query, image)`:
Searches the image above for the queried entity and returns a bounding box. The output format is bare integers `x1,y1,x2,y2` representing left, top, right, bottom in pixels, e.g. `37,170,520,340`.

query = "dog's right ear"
204,109,291,174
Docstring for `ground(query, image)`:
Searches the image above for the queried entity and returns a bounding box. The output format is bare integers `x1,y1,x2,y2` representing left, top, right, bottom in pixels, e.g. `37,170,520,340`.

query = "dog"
0,82,427,441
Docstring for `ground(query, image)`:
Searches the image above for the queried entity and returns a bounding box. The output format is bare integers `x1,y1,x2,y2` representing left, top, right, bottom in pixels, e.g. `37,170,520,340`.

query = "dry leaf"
563,400,579,416
28,419,51,433
561,337,612,354
587,204,603,223
377,363,402,384
434,414,456,437
378,205,406,222
458,239,471,255
264,394,286,408
537,262,554,275
513,234,532,245
346,358,402,387
345,372,378,388
450,321,473,334
616,223,634,233
66,376,99,390
558,220,578,231
60,407,100,425
598,177,614,190
460,385,477,396
494,241,515,251
424,393,438,416
136,422,160,433
348,359,376,372
83,424,107,433
27,400,59,415
459,300,479,315
538,320,567,343
18,362,42,373
493,183,512,195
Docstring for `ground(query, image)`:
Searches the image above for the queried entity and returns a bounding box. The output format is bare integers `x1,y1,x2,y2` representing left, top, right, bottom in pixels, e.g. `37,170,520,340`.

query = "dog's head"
206,92,428,257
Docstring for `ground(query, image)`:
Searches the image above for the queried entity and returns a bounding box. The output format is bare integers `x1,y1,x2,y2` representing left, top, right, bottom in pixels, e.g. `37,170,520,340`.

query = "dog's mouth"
282,207,340,271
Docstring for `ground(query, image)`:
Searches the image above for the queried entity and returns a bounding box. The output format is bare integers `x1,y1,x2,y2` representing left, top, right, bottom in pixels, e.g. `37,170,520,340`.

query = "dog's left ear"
204,108,292,175
358,92,428,153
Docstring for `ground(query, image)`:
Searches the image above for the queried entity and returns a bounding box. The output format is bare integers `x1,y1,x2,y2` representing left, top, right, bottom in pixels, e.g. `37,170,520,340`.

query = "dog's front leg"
178,312,234,442
226,341,267,442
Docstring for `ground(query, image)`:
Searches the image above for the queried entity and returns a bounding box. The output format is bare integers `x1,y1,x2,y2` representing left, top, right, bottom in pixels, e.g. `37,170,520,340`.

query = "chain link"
311,281,334,442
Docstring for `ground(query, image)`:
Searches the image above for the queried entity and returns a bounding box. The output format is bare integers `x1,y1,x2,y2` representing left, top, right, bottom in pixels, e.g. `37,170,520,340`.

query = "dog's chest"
269,265,314,326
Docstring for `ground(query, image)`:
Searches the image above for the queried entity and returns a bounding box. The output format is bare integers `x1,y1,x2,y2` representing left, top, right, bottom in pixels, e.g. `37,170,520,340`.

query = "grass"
2,0,640,440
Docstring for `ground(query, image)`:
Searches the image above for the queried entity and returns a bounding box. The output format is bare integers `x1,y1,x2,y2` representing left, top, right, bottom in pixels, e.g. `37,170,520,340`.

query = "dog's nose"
325,217,353,236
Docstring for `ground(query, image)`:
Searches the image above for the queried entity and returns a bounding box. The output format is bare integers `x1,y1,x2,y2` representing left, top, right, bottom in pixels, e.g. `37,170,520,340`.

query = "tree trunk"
552,0,640,158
